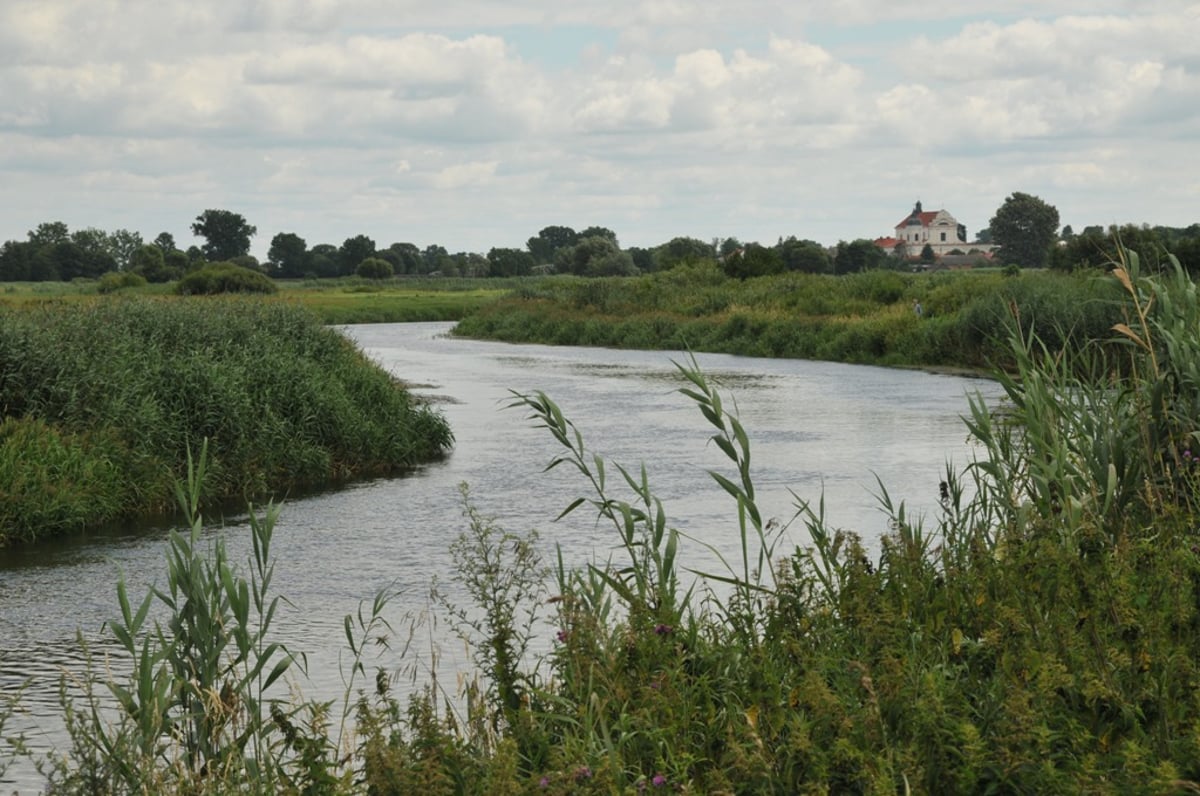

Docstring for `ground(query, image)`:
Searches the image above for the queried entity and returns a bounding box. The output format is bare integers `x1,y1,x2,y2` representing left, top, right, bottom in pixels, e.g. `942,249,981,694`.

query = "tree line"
2,198,1197,284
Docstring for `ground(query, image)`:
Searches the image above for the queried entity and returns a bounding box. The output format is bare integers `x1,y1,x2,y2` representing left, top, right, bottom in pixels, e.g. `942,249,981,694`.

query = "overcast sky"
2,1,1197,257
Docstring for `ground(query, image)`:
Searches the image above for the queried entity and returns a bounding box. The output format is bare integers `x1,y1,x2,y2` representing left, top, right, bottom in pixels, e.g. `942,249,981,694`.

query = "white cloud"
0,2,1198,252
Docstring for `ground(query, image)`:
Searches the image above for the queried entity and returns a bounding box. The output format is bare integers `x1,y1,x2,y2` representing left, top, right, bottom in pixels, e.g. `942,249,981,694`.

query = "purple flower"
556,629,569,643
653,623,673,636
539,776,549,788
652,773,668,787
574,766,593,781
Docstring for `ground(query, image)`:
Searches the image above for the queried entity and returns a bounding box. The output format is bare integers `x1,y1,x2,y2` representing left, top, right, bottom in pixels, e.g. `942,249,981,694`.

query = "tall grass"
0,297,452,545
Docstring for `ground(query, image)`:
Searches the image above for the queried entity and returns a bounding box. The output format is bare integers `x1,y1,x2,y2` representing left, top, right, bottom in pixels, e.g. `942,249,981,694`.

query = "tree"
385,243,422,275
108,229,144,269
308,244,340,278
527,226,578,264
556,236,635,276
28,221,70,246
339,234,376,275
653,237,714,271
130,244,176,283
577,226,618,245
268,232,309,278
153,232,177,252
833,239,886,275
919,243,936,263
191,209,257,262
777,237,831,274
487,247,535,277
989,192,1060,269
723,242,782,279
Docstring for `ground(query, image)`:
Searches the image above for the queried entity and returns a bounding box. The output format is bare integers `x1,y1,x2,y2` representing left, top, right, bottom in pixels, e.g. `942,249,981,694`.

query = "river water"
0,321,1003,792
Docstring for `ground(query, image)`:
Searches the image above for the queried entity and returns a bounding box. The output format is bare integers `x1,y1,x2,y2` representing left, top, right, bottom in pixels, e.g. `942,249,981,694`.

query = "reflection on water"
0,321,1003,791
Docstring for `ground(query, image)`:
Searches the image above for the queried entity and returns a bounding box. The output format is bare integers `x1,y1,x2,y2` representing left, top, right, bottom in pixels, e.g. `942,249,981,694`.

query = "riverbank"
0,298,453,545
452,261,1127,371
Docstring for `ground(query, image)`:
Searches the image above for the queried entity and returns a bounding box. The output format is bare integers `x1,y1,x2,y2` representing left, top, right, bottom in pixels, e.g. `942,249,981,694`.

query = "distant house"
893,201,967,257
873,201,998,264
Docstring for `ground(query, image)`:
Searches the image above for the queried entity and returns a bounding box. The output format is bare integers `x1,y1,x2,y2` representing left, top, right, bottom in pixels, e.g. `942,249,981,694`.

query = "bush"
96,270,148,294
357,257,394,280
175,262,278,295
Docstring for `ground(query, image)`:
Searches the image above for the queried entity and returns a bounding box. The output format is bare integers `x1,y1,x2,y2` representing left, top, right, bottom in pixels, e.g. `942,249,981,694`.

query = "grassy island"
0,297,452,545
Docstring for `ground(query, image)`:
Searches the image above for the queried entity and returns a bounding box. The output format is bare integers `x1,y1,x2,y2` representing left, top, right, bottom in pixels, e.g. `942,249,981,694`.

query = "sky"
1,1,1198,258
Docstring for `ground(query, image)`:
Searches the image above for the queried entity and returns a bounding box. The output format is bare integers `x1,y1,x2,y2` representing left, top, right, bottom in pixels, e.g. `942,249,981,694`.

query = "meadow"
7,252,1200,792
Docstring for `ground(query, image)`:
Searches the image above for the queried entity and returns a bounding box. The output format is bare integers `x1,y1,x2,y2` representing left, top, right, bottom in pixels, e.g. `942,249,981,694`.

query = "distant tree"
627,246,655,273
527,225,578,264
653,237,715,271
422,244,452,274
833,239,886,275
34,241,115,281
957,223,968,243
108,229,144,269
453,252,490,278
578,226,619,245
989,192,1060,268
919,243,936,263
28,221,70,247
129,244,171,282
308,243,340,278
185,245,206,264
976,228,993,244
268,232,309,278
153,232,176,252
487,247,535,277
557,236,636,276
191,209,256,262
777,236,831,274
339,234,376,275
228,254,260,270
723,242,782,279
719,237,744,258
385,242,422,275
1061,224,1075,241
0,240,36,281
356,257,394,280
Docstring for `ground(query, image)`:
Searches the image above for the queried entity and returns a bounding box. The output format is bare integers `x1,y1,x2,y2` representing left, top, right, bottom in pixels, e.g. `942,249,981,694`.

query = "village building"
873,201,997,264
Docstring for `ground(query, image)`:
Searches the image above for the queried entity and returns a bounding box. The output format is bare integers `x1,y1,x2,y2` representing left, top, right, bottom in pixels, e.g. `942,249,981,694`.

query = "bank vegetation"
454,261,1130,373
0,297,452,545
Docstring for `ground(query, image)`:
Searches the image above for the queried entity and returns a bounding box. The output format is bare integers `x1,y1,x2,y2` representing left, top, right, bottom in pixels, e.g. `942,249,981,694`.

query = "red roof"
874,237,901,248
896,211,939,229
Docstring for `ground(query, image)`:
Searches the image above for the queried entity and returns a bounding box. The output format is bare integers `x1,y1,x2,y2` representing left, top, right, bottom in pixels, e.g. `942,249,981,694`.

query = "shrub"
97,270,148,294
175,262,278,295
357,257,394,280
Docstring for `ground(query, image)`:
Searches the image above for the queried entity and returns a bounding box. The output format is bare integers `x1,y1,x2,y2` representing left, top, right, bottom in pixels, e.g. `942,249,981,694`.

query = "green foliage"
175,262,278,295
0,298,452,544
97,270,149,294
191,209,257,262
989,191,1060,269
356,257,394,280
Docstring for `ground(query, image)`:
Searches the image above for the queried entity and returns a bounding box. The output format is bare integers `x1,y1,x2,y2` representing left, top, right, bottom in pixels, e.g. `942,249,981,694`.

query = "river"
0,321,1003,792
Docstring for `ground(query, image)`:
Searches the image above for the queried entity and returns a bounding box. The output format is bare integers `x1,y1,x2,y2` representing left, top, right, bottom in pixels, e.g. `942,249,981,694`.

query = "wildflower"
539,776,549,788
653,773,668,787
574,765,593,781
556,629,569,643
653,623,673,636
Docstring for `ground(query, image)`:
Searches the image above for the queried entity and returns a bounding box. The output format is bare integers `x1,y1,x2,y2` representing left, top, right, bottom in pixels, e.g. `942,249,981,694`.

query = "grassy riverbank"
9,253,1200,792
0,297,452,545
0,276,506,323
453,262,1128,371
